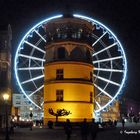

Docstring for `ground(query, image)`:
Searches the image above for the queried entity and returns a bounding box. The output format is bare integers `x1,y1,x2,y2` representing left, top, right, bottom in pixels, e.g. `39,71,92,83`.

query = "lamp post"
29,107,33,130
3,93,10,140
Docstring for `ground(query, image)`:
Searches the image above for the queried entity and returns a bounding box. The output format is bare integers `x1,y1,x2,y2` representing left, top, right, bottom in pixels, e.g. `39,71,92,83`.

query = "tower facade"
44,17,95,124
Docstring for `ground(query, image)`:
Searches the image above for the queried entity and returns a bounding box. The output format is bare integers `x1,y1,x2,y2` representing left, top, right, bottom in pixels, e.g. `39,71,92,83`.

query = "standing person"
81,118,89,140
90,119,99,140
121,118,125,128
64,119,72,140
114,120,117,127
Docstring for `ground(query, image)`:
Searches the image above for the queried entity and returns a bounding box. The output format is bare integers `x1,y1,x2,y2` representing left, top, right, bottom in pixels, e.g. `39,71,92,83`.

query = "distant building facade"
120,97,140,121
0,25,12,128
12,93,43,121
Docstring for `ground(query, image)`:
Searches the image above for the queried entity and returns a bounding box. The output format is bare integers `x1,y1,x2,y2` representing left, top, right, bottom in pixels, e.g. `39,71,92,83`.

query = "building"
12,93,43,121
44,17,95,124
120,97,140,121
0,25,12,128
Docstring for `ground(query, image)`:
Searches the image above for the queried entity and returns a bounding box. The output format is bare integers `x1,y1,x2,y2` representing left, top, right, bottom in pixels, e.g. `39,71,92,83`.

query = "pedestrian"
10,120,14,134
121,118,125,128
64,119,72,140
30,121,33,131
114,120,117,127
90,118,99,140
81,118,89,140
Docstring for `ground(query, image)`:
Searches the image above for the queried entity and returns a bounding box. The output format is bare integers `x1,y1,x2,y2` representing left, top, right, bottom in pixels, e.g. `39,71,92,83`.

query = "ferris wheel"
14,14,127,112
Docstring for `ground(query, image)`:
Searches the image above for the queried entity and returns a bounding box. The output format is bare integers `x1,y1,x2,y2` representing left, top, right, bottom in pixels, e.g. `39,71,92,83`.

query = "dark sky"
0,0,140,102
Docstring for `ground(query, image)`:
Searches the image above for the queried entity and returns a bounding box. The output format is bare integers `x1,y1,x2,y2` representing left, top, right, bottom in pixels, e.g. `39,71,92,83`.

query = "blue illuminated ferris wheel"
14,14,127,113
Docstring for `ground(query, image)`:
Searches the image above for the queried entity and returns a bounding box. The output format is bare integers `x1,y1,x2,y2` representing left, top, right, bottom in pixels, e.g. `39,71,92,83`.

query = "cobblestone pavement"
0,123,140,140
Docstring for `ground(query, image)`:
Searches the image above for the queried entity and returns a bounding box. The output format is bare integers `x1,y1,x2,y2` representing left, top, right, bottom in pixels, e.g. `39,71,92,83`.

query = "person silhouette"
64,119,72,140
90,118,99,140
81,118,89,140
121,118,125,128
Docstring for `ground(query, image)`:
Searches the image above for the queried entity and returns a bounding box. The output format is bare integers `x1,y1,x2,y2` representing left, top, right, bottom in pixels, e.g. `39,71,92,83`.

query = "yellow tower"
44,17,95,124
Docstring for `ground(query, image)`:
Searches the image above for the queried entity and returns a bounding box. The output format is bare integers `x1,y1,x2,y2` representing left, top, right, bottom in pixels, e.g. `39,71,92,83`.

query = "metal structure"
14,14,127,113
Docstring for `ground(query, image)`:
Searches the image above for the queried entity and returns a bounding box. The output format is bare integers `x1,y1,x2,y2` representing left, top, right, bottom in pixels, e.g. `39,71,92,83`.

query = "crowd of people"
64,118,99,140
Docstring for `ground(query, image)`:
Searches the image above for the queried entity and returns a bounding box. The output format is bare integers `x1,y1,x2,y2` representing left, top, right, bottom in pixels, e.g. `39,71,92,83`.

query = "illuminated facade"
44,17,95,124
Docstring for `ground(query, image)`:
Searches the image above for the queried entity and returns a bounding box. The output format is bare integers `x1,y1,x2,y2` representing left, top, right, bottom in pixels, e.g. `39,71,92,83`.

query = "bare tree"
48,108,71,122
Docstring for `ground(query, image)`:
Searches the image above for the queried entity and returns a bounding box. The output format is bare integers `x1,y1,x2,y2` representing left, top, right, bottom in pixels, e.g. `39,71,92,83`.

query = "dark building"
0,25,12,128
120,97,140,121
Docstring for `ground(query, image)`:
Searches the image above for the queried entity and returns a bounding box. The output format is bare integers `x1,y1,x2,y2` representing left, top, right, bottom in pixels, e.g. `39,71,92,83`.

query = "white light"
3,93,9,101
93,56,123,64
18,67,44,70
92,31,107,46
94,83,113,99
93,74,120,86
94,67,124,72
95,100,101,109
21,75,44,85
93,42,118,57
34,29,46,42
29,85,44,97
18,54,45,62
24,41,46,54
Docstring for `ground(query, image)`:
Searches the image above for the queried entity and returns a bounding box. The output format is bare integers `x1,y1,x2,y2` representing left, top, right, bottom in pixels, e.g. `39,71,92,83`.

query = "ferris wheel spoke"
21,74,44,85
41,101,44,106
92,31,107,47
24,41,46,54
94,67,124,72
18,54,45,62
29,85,44,97
93,74,120,86
95,100,102,109
94,83,113,99
93,42,118,56
34,30,46,42
18,67,44,70
93,56,123,64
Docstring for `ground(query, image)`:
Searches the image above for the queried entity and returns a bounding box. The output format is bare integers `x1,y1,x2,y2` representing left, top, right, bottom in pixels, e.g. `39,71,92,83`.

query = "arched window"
57,47,66,59
70,47,84,61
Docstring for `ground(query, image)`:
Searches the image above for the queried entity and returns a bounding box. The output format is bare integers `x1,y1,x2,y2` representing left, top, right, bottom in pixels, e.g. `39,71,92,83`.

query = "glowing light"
93,42,118,56
94,83,113,99
93,56,123,64
34,29,46,42
93,74,120,86
94,67,124,72
18,54,45,62
95,100,101,109
92,31,107,46
24,41,46,54
21,75,44,85
29,85,44,97
18,67,44,70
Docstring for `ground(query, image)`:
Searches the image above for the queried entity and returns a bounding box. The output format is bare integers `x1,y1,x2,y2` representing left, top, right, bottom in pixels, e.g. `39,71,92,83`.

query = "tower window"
90,92,93,103
58,47,66,59
56,69,63,80
56,90,63,101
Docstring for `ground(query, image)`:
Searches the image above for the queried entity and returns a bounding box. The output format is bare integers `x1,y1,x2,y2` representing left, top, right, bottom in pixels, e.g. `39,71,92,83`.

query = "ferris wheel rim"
73,14,127,113
14,15,63,109
14,14,127,112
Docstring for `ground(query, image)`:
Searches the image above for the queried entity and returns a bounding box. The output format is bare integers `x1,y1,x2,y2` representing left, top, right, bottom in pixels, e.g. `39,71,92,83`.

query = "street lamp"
3,93,10,140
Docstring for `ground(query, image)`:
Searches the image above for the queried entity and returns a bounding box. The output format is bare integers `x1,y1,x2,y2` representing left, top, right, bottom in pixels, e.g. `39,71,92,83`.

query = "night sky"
0,0,140,102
